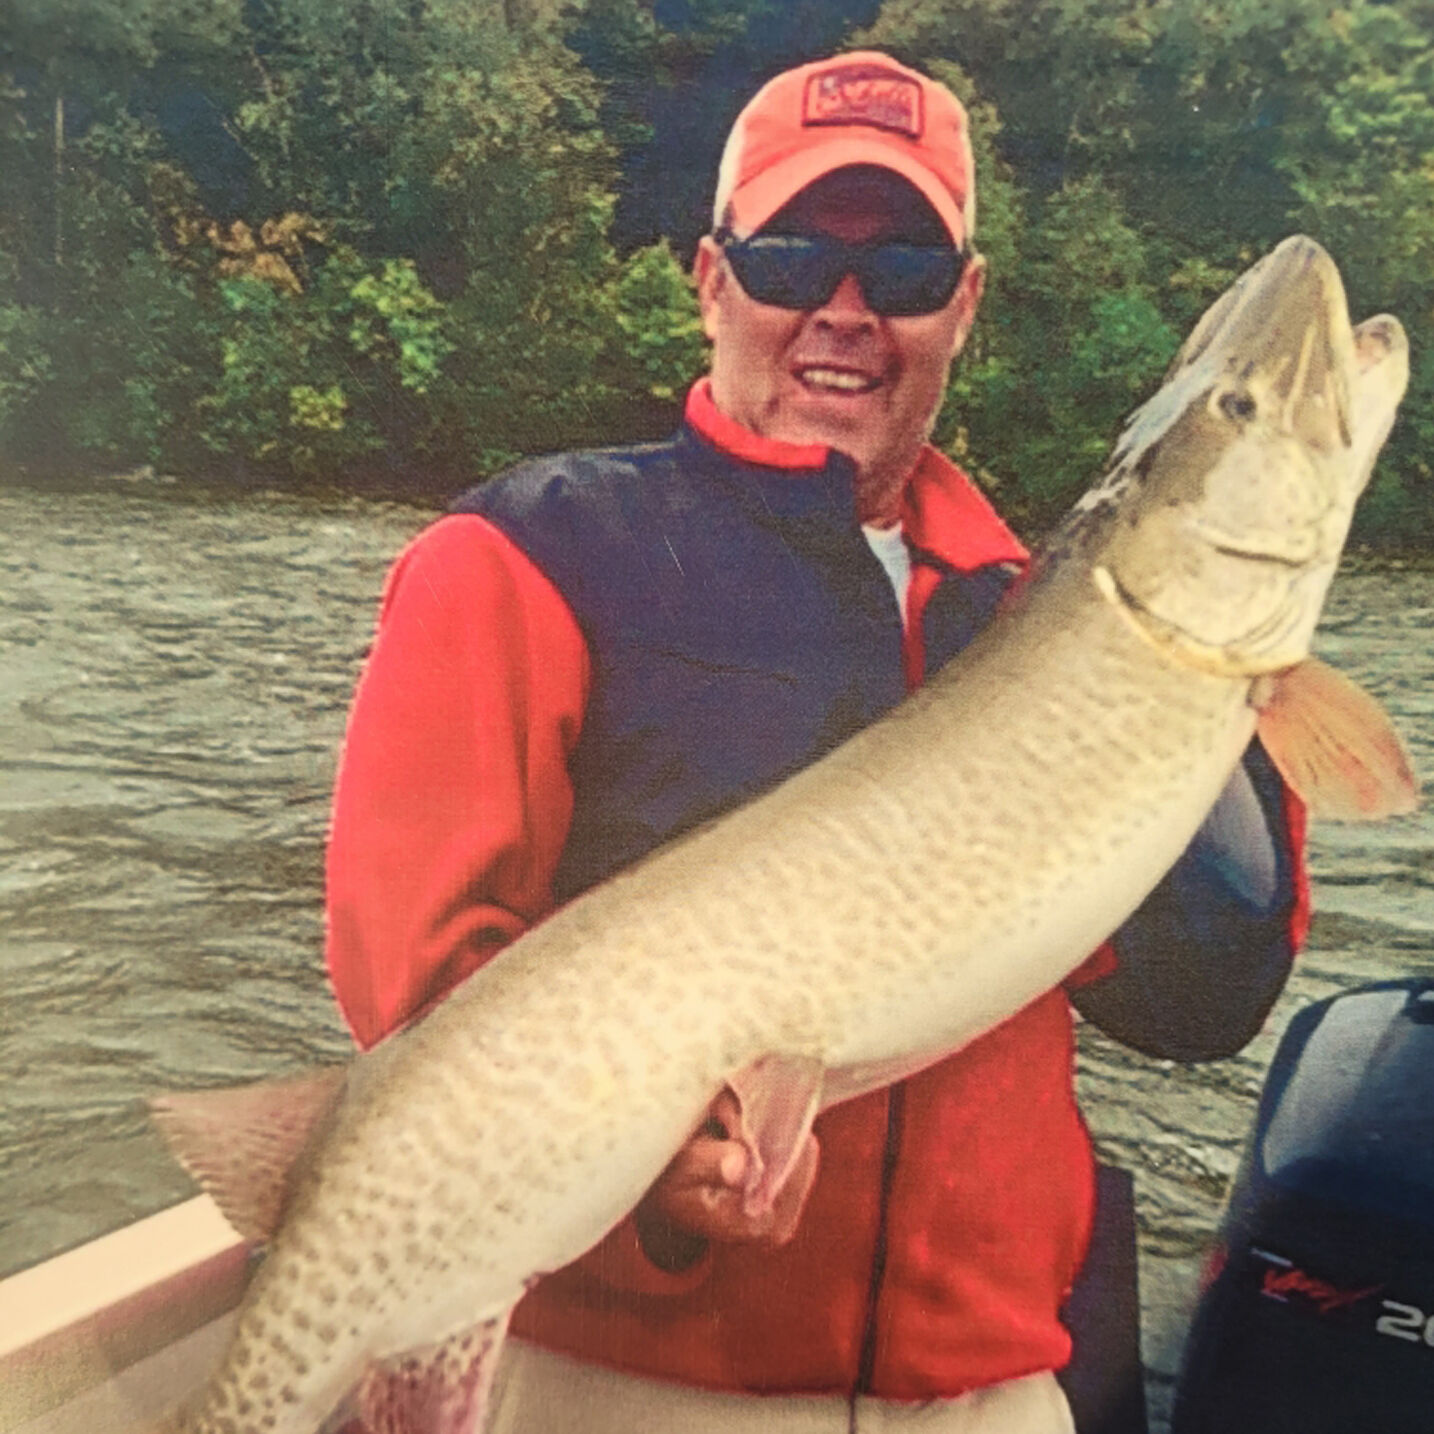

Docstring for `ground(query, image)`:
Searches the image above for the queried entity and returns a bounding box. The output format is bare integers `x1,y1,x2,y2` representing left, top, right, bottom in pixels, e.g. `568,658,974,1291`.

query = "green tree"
1274,1,1434,541
194,237,452,478
0,0,692,482
608,240,705,402
864,0,1433,540
566,0,883,254
2,0,1429,527
0,0,249,466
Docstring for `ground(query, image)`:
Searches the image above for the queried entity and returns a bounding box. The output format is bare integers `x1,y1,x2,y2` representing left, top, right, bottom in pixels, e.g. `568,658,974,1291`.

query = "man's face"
694,168,985,524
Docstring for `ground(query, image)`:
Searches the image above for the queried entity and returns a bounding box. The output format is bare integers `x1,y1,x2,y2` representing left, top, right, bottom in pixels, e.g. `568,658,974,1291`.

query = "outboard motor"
1171,979,1434,1433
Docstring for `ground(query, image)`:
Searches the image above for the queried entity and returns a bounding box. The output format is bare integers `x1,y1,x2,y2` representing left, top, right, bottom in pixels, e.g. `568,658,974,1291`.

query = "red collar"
900,447,1027,573
684,379,1028,573
684,379,830,470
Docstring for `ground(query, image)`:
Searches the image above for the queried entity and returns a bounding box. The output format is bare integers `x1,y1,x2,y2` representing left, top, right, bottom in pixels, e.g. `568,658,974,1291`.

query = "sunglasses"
715,228,967,318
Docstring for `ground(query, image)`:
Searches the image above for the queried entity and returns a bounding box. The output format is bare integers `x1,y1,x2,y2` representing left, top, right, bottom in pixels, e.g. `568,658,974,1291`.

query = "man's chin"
772,410,875,462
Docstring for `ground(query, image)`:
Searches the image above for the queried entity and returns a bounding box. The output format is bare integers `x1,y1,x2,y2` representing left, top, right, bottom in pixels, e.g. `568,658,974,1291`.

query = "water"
1,480,1430,1428
1076,558,1434,1426
0,480,430,1272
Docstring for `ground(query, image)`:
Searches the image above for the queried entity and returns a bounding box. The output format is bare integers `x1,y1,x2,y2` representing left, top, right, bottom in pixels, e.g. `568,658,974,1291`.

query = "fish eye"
1218,390,1258,421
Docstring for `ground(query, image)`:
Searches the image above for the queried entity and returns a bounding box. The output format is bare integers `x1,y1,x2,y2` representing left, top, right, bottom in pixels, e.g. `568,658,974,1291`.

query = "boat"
1172,979,1434,1432
0,1195,246,1432
0,1169,1146,1432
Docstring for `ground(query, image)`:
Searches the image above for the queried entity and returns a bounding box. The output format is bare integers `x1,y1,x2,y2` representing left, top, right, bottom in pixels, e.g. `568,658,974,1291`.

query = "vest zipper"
851,1082,906,1416
850,549,922,1434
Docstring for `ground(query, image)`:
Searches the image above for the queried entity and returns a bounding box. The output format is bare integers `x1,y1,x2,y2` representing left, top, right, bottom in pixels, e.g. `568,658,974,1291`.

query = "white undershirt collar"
862,522,912,628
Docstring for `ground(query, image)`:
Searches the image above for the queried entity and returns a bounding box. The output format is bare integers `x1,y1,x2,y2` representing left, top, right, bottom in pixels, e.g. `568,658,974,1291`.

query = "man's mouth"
794,365,882,395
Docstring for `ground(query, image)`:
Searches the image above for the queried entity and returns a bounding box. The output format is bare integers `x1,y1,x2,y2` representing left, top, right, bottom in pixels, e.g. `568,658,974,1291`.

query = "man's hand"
634,1088,820,1270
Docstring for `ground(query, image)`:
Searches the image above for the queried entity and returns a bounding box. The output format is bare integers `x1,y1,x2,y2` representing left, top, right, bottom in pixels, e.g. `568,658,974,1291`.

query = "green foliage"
0,299,54,435
609,241,706,403
197,245,458,477
864,0,1434,538
54,248,212,464
0,104,218,466
408,43,634,466
348,261,453,394
0,0,1429,540
565,0,882,252
0,0,692,482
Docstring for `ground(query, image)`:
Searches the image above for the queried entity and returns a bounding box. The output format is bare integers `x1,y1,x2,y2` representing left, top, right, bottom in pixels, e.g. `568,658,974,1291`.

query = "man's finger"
661,1184,761,1242
657,1132,820,1245
659,1135,748,1194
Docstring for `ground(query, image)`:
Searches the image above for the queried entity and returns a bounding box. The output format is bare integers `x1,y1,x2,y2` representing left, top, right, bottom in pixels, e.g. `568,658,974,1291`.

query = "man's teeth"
798,367,878,393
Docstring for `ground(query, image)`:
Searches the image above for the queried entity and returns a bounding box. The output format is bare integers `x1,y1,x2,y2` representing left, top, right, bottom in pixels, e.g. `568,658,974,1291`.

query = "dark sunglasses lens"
724,234,963,317
859,245,965,316
725,236,841,309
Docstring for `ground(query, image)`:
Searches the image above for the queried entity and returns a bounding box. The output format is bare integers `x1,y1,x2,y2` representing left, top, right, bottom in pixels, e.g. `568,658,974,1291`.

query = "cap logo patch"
803,64,924,139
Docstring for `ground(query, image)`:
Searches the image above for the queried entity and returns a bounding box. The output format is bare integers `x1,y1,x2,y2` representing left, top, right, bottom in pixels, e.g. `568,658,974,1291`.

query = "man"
326,51,1305,1433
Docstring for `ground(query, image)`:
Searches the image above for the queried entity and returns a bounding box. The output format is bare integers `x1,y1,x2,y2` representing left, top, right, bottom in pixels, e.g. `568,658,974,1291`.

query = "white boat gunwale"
0,1196,249,1431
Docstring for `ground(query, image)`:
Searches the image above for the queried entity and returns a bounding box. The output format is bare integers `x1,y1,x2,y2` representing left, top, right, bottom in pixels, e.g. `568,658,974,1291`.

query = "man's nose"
814,272,877,327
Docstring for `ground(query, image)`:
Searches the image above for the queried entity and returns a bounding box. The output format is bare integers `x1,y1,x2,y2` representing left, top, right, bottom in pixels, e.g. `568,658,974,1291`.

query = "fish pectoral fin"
149,1064,349,1243
1254,657,1420,820
726,1053,824,1225
358,1310,512,1434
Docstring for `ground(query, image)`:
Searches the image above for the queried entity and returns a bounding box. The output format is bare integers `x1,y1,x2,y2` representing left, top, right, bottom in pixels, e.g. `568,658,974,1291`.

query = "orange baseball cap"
713,51,976,246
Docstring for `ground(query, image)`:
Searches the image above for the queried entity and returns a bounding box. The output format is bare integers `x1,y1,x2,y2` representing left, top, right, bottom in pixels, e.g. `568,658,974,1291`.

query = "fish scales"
156,236,1413,1433
179,544,1251,1434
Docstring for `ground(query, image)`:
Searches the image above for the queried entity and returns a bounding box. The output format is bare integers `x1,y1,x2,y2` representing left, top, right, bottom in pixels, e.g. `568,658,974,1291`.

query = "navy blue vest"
455,419,1296,1062
453,424,1012,902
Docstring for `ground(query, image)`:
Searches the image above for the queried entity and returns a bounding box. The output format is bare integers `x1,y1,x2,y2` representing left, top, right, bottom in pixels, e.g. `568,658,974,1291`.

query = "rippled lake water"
1,479,1430,1430
0,481,426,1272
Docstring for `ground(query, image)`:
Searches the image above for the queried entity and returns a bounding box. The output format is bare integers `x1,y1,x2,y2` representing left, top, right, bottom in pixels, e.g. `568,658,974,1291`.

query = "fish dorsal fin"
1254,657,1420,820
150,1065,349,1243
726,1053,824,1229
359,1310,512,1434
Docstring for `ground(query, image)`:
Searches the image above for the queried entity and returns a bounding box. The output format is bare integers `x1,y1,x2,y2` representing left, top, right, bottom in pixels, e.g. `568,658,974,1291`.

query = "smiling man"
326,51,1305,1434
696,162,984,528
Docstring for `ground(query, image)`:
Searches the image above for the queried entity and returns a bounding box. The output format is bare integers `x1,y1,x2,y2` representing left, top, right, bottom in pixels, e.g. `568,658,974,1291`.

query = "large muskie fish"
149,236,1416,1433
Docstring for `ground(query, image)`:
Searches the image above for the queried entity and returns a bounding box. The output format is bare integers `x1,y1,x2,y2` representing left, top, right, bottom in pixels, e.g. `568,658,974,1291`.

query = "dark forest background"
1,0,1430,539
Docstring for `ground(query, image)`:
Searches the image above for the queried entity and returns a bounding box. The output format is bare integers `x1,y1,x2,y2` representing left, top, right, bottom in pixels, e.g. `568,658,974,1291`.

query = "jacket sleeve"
325,513,590,1049
1068,740,1310,1061
324,511,711,1295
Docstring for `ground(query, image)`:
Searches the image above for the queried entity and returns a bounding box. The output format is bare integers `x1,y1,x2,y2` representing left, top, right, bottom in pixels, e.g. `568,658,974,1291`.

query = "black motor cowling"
1171,979,1434,1433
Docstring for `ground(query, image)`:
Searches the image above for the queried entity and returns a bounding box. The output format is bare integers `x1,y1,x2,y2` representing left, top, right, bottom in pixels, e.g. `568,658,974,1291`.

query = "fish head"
1077,235,1408,677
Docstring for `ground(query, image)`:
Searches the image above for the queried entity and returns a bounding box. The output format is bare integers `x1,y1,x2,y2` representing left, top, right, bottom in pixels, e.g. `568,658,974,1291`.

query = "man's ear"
950,252,987,353
694,235,725,343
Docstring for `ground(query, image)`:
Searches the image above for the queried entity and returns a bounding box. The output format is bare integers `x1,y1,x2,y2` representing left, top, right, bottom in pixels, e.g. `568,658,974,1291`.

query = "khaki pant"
485,1338,1076,1434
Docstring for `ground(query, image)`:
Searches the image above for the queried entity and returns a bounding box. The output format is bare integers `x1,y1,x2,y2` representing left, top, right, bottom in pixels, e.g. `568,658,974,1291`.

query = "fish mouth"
1184,503,1327,570
1261,299,1353,450
1345,313,1410,478
1201,535,1310,570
